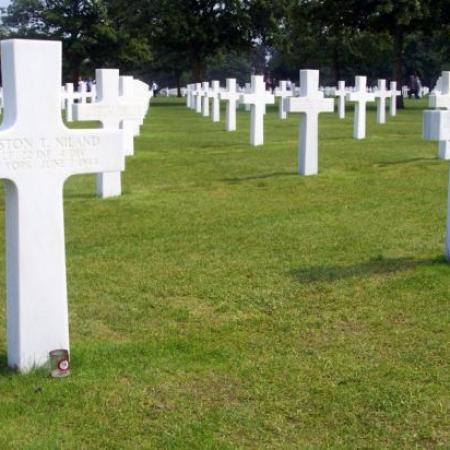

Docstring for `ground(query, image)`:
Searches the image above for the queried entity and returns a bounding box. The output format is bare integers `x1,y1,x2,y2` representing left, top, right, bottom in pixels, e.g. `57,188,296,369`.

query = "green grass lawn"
0,97,448,449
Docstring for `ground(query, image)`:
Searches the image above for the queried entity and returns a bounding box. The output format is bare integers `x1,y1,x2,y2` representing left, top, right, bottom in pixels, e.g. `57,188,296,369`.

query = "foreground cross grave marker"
240,75,274,146
374,79,390,125
274,80,292,119
429,71,450,160
335,81,346,119
286,69,334,176
424,108,450,259
220,78,239,131
73,69,138,198
0,39,125,372
347,76,375,139
390,81,401,117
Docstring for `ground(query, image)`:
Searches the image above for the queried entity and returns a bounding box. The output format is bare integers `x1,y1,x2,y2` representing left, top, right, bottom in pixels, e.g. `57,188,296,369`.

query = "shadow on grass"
290,256,447,283
376,157,439,167
223,171,298,183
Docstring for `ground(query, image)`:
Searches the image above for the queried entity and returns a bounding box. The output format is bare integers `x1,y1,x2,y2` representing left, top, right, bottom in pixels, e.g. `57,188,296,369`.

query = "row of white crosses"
188,76,275,146
345,76,401,139
188,71,333,175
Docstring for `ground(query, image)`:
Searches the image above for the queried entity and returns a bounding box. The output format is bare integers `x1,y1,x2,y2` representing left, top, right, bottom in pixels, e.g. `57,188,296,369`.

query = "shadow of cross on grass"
290,256,446,283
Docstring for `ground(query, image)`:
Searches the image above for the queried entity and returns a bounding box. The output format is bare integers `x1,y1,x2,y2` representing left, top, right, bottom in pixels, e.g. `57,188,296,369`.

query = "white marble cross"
78,81,87,103
73,69,138,198
186,84,192,108
0,39,125,372
423,108,450,259
193,83,202,113
429,72,450,160
201,81,210,117
119,75,144,139
240,75,275,146
208,80,221,122
347,76,375,139
374,79,390,124
286,70,334,176
389,81,401,117
274,80,292,119
219,78,239,131
335,81,346,119
244,82,251,111
63,83,80,122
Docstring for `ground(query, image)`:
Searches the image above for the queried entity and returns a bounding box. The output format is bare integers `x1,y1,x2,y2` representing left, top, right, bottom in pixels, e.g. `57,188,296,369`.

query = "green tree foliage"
3,0,150,82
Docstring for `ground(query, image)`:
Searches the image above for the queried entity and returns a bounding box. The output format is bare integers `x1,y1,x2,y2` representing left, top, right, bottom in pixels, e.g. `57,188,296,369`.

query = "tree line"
1,0,450,92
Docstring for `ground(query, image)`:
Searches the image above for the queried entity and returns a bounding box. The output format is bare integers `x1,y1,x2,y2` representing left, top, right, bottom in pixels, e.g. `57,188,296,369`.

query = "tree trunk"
175,71,182,97
192,57,205,82
393,27,405,109
332,38,342,84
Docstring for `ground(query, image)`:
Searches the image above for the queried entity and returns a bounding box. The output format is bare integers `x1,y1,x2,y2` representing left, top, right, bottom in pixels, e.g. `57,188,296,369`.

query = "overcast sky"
0,0,9,7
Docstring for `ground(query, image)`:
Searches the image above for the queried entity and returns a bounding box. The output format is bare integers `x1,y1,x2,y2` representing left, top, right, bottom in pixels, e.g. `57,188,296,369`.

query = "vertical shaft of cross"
222,78,238,131
337,81,346,119
202,82,210,117
354,103,366,139
299,113,319,175
6,176,69,371
250,104,264,146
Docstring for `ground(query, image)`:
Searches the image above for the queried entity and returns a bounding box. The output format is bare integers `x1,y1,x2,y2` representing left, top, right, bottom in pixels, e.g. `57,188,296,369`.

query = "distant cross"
73,69,139,197
374,79,390,125
286,70,334,176
240,75,275,146
429,71,450,160
389,81,401,117
120,75,145,148
208,80,221,123
201,81,210,117
244,82,251,111
63,83,80,122
220,78,240,131
193,83,202,113
0,39,125,372
78,81,87,103
274,80,292,120
186,84,192,109
423,108,450,259
347,76,375,139
335,81,346,119
132,79,152,122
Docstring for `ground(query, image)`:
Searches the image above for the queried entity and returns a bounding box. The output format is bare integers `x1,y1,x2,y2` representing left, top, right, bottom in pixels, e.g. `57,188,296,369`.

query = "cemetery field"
0,97,449,449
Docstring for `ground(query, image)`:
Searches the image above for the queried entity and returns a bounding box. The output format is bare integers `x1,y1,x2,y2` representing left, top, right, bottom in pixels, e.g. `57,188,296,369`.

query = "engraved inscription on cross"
0,39,125,372
74,69,138,198
286,70,334,176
